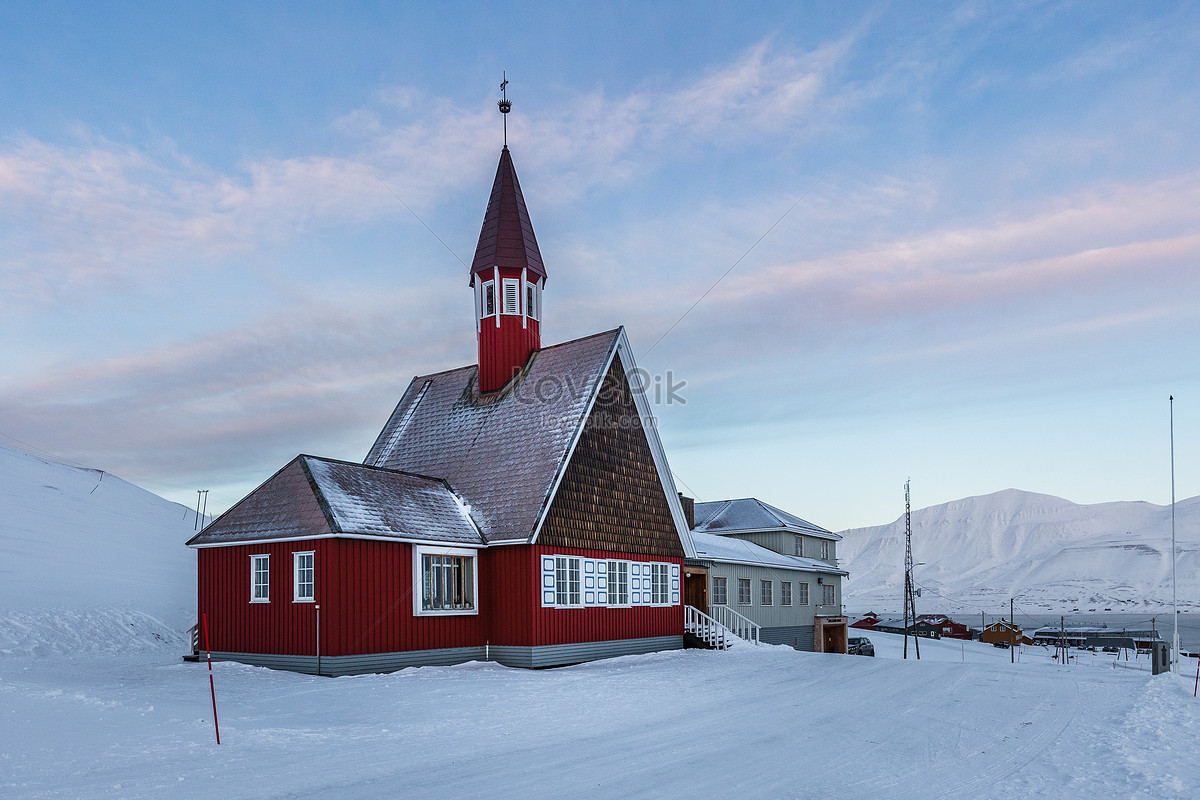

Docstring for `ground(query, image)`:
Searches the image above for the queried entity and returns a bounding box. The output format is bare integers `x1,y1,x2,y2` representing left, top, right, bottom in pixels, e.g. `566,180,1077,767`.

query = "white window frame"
712,576,727,605
794,536,803,557
606,560,630,607
555,555,582,607
737,578,752,606
481,280,496,318
822,583,836,607
501,277,521,315
293,551,314,603
650,563,670,605
781,581,792,606
525,281,539,321
798,581,810,606
413,545,479,616
250,554,270,603
761,579,773,606
821,540,830,560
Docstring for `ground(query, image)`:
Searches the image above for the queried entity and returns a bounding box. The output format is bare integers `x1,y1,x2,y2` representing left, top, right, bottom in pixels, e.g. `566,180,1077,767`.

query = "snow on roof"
365,329,619,544
188,456,481,547
305,457,482,545
690,531,846,575
693,497,839,540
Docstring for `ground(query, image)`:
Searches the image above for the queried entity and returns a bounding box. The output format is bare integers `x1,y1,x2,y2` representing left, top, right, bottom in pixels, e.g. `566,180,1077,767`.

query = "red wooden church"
187,143,697,674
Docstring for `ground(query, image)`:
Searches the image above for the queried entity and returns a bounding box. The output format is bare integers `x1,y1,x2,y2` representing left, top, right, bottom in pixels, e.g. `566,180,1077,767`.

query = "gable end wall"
538,355,683,558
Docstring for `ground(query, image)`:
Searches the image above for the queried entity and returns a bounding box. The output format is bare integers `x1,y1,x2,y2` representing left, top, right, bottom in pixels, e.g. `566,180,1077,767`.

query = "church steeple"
470,82,546,393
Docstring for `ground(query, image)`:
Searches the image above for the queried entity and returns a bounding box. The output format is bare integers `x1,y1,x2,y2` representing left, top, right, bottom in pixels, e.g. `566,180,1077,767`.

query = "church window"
502,278,520,315
482,280,496,317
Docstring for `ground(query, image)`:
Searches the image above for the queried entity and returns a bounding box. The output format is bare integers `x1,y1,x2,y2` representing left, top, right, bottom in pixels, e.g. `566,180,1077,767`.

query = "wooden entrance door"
684,568,708,613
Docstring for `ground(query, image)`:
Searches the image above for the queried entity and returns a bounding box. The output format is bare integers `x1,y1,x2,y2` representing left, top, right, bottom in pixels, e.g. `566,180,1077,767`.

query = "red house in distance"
187,134,696,674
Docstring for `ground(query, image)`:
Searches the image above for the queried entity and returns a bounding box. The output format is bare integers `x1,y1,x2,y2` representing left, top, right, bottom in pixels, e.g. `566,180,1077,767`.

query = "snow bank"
0,444,198,650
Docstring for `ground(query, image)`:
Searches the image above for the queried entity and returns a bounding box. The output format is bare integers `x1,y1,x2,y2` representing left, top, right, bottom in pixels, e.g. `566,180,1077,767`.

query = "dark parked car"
992,640,1011,649
848,636,875,657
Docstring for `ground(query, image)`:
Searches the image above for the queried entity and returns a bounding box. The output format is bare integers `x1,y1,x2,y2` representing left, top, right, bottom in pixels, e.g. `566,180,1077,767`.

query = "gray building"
682,497,848,653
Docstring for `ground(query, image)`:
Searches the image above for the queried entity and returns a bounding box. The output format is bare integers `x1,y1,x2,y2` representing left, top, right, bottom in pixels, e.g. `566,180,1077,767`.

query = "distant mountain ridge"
838,488,1200,615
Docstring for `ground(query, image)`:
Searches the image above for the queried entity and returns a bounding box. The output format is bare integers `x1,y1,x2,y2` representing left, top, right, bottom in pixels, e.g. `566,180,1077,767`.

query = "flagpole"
1171,395,1179,674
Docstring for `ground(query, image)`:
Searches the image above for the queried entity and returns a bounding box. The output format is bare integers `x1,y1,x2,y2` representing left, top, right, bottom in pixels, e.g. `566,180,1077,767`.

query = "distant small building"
980,620,1022,645
918,614,971,640
850,613,880,630
873,618,941,639
1029,624,1162,650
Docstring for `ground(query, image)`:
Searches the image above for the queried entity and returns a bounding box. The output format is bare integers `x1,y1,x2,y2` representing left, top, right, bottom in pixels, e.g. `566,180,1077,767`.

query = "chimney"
678,493,695,530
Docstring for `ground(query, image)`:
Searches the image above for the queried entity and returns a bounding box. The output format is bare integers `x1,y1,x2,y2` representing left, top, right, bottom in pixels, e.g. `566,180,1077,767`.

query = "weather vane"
498,72,512,147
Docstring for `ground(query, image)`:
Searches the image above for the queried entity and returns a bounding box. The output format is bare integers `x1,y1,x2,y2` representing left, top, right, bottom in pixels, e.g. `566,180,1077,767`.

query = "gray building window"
737,578,751,605
712,577,727,605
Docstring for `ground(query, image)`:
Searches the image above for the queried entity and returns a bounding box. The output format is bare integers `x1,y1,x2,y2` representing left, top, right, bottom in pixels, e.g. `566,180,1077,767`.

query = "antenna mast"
903,479,920,659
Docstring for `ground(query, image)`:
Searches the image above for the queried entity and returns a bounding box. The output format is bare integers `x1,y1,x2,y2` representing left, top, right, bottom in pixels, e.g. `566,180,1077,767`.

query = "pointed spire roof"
470,147,546,282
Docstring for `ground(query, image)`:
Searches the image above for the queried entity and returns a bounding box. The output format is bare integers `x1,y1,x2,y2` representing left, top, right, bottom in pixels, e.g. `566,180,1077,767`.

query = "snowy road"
3,630,1199,799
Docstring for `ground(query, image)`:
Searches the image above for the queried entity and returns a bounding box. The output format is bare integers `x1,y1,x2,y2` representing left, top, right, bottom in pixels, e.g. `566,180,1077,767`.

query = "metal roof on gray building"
693,497,840,540
690,531,846,575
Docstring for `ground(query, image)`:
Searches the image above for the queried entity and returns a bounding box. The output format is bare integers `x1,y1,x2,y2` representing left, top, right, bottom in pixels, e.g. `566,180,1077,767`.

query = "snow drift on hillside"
839,488,1200,613
0,444,198,652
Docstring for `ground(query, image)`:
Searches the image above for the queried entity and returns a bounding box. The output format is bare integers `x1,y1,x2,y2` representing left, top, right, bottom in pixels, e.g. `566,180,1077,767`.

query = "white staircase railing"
709,604,760,645
685,605,730,649
684,605,760,648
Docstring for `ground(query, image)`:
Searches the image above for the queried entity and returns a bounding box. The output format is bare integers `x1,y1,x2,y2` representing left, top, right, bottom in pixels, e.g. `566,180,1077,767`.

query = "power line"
641,168,830,359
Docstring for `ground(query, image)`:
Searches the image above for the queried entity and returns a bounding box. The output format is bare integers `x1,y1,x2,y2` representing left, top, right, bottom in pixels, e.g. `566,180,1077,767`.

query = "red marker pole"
203,613,221,744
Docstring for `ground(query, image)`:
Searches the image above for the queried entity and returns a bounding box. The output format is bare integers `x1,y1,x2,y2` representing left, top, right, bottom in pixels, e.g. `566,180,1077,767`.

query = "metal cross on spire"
498,72,512,147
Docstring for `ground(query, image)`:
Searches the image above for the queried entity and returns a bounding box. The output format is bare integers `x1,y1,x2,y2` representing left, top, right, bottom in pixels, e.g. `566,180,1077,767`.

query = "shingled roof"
469,146,546,282
365,327,694,551
187,455,480,547
190,328,695,555
693,497,840,540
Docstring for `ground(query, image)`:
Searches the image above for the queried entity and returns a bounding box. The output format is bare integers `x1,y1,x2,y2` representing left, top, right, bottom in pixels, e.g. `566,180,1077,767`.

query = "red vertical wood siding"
199,539,681,657
199,538,484,657
478,267,540,392
484,544,684,648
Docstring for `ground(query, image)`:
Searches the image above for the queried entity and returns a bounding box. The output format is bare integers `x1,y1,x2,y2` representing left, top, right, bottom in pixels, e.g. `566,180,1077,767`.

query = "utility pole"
1010,597,1015,664
1171,395,1179,674
902,479,920,660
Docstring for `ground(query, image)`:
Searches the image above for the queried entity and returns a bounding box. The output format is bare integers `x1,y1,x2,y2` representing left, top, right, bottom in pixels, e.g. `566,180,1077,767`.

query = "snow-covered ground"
4,630,1200,798
4,445,1200,798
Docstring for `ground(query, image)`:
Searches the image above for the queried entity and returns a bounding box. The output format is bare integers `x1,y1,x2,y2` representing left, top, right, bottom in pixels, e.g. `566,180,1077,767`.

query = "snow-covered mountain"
839,488,1200,614
0,444,198,654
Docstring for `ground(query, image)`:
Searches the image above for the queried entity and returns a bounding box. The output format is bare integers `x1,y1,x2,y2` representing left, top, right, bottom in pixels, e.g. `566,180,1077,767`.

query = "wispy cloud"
0,39,853,305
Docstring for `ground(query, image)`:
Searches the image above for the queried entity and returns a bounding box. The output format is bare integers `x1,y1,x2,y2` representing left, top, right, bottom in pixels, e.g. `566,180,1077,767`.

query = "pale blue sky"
2,1,1198,529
